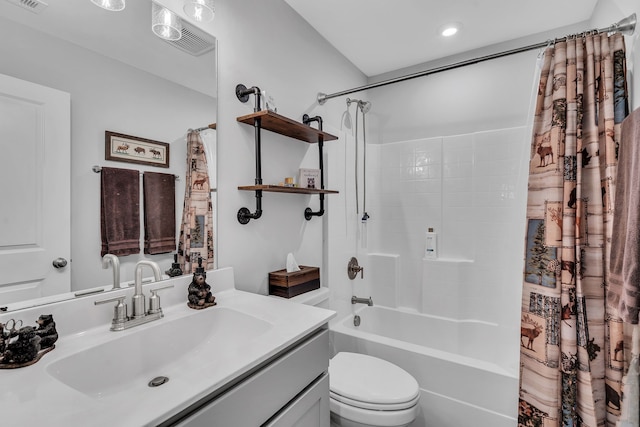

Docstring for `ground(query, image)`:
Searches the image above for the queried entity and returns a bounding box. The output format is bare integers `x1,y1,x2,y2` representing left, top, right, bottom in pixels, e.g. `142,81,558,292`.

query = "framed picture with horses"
104,131,170,168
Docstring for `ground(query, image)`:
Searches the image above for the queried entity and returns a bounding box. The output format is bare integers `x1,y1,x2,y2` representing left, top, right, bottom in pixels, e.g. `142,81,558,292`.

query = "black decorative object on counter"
187,257,216,310
166,254,183,277
0,315,57,369
3,326,40,364
35,314,58,349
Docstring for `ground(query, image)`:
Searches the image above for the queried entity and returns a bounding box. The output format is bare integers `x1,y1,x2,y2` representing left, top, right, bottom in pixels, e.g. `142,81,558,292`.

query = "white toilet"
286,289,420,426
329,352,420,427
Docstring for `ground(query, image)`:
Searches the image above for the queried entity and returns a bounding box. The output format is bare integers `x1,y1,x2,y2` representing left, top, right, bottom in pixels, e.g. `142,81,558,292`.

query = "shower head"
348,98,371,114
358,100,372,114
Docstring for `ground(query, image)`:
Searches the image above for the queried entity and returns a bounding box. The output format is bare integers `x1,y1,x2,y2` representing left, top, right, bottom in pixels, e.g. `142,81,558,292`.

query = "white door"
0,73,71,307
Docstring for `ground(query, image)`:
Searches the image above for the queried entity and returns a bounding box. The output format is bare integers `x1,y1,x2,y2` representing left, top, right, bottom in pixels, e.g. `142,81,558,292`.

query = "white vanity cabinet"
165,327,330,427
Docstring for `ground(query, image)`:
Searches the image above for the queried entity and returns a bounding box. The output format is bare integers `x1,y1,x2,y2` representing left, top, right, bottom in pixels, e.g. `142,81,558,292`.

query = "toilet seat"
330,390,420,411
329,352,420,410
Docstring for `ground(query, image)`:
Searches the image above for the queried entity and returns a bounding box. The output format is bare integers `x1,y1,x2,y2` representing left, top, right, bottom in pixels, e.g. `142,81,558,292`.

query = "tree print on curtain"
178,131,214,274
518,33,629,427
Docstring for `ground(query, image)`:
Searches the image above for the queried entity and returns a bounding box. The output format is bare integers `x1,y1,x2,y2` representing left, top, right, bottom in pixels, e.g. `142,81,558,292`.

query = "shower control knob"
348,257,364,280
52,257,68,269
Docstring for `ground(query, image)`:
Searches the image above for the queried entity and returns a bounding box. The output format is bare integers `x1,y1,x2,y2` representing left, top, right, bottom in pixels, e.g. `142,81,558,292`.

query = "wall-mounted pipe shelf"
238,185,338,195
235,83,338,224
237,110,337,144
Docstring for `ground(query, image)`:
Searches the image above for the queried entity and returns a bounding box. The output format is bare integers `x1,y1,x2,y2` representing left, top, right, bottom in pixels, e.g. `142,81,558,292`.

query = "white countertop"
0,267,335,426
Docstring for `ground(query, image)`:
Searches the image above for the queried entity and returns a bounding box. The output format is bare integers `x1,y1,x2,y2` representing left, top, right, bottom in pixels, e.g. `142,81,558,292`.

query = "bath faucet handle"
347,257,364,280
148,284,174,315
95,295,128,331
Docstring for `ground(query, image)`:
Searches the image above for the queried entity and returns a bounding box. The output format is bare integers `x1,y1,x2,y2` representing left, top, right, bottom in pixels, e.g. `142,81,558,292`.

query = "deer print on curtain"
518,33,629,427
178,131,214,274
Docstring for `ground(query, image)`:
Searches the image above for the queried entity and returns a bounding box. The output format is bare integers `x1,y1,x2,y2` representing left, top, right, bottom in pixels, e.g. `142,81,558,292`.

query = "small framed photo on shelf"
104,131,170,168
298,168,321,189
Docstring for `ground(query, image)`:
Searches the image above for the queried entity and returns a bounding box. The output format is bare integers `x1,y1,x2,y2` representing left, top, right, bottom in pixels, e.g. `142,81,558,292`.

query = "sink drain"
148,376,169,387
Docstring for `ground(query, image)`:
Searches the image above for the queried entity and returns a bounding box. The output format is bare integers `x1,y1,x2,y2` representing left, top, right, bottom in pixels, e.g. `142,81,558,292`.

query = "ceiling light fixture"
91,0,125,11
183,0,215,23
439,23,461,37
152,2,183,41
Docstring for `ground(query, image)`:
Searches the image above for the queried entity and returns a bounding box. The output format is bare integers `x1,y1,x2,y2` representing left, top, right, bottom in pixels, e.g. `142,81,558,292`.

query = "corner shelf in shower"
235,108,339,224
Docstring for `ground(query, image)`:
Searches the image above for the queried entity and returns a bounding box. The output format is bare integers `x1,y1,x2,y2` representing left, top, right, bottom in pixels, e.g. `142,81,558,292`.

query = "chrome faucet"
351,296,373,306
132,260,162,319
102,254,121,289
95,260,172,331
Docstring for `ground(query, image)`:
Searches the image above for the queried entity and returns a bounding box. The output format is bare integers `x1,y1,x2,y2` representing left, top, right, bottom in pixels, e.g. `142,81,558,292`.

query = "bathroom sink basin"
46,307,272,398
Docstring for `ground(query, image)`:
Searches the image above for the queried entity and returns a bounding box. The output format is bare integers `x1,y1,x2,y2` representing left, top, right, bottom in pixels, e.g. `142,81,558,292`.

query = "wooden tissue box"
268,266,320,298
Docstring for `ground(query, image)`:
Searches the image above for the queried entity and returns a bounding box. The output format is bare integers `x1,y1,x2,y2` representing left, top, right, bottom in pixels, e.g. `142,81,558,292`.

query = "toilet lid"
329,352,419,406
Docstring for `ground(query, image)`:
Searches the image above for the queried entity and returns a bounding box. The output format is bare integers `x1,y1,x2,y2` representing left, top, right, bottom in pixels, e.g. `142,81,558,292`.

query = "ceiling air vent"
164,20,215,57
5,0,48,14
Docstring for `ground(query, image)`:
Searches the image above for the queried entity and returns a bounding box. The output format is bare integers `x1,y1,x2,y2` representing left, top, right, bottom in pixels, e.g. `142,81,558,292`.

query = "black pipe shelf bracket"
302,114,326,220
236,84,264,225
235,83,339,225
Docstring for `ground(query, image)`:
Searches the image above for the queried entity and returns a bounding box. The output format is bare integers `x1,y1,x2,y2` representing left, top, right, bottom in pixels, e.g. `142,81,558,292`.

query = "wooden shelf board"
236,110,338,143
238,185,339,195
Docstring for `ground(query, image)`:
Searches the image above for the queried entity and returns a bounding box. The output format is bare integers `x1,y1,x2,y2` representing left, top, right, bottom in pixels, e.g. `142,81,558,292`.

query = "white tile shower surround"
366,126,529,324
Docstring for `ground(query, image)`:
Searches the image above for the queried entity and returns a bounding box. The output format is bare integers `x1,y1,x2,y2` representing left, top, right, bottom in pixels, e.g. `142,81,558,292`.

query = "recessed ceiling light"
439,23,461,37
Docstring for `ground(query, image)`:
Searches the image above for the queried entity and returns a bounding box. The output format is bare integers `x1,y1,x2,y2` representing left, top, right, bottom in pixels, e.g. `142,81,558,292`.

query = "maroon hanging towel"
100,167,140,257
143,172,176,255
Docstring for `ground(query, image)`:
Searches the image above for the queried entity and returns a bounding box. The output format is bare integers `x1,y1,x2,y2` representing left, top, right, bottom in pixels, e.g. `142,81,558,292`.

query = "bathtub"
330,305,519,427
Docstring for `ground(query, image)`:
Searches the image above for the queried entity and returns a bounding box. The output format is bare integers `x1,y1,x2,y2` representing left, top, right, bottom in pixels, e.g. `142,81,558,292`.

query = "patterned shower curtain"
518,33,629,427
178,131,214,274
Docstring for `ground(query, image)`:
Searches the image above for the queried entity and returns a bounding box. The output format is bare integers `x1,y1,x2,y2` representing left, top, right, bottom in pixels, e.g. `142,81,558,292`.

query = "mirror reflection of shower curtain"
178,130,215,274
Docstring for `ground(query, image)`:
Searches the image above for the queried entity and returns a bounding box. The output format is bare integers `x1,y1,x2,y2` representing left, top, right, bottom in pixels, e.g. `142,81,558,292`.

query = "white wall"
0,17,216,290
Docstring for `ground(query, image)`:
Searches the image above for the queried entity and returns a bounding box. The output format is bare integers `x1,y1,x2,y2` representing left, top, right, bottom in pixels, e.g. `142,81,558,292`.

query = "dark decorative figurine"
0,323,5,354
166,254,183,277
187,257,216,309
3,326,41,365
0,315,57,368
34,314,58,349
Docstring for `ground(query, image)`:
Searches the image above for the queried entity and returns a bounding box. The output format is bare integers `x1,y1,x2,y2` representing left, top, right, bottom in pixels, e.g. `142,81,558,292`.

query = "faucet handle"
347,257,364,280
95,296,127,331
148,284,174,315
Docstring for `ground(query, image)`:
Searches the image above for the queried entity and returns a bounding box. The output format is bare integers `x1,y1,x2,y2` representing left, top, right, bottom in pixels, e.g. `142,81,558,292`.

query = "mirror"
0,0,217,311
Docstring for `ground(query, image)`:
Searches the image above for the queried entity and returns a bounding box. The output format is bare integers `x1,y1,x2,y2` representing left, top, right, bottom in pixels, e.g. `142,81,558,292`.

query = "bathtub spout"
351,296,373,306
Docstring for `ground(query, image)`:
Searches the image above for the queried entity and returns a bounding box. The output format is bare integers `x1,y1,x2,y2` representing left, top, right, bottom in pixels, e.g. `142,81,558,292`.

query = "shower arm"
236,84,264,224
302,114,326,220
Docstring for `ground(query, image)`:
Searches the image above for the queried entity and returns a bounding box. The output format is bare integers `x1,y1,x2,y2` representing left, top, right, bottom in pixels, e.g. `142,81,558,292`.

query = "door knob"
52,257,68,269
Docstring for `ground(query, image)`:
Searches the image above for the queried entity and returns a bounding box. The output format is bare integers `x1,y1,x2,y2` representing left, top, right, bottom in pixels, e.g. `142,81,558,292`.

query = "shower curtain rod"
317,13,636,105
